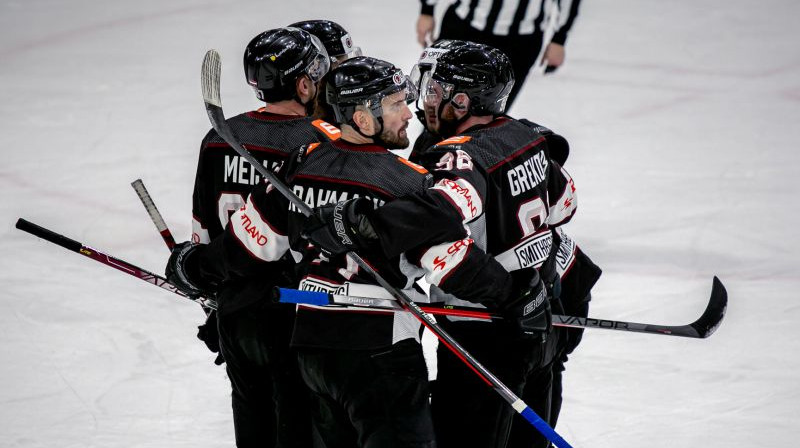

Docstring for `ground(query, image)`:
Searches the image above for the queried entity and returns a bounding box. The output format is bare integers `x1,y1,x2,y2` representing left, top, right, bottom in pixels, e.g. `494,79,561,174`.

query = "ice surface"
1,0,799,446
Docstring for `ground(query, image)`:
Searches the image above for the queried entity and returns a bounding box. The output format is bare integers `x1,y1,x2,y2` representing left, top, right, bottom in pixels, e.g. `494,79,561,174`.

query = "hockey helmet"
324,56,417,126
243,27,331,102
418,40,514,116
289,20,362,65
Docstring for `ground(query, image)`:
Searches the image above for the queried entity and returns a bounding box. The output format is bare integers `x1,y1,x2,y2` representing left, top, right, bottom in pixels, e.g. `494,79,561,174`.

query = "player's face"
421,74,456,134
379,90,413,149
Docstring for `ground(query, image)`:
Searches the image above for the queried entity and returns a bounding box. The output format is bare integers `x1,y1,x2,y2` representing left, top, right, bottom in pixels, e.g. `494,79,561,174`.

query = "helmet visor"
420,70,454,107
306,34,331,83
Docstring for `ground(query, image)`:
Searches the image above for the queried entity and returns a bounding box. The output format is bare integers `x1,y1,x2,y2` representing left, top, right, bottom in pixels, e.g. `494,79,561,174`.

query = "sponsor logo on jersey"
507,151,548,197
224,155,282,185
432,238,472,271
555,230,577,274
238,209,268,246
514,231,553,270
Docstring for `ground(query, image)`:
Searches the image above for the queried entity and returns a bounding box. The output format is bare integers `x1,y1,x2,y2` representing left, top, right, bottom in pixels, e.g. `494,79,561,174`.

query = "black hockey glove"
165,241,208,297
196,309,224,365
301,198,378,256
500,269,553,339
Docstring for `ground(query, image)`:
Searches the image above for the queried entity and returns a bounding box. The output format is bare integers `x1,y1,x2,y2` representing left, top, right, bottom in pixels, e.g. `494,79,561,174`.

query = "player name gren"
289,185,385,212
507,151,547,197
224,155,283,185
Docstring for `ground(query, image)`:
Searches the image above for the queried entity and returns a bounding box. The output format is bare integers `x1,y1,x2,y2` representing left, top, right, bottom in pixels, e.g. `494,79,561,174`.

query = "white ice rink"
2,0,799,446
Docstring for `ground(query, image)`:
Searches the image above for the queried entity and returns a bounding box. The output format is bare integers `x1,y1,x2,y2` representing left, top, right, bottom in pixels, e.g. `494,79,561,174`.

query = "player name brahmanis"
288,185,385,212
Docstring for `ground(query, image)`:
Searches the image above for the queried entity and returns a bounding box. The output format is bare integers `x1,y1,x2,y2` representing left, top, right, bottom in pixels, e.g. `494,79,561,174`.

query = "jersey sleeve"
546,161,577,227
191,132,215,244
370,147,488,258
193,180,292,283
410,237,514,307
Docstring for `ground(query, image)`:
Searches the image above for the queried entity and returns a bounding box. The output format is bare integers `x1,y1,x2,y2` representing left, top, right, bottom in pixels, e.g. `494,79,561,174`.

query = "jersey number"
218,193,246,227
517,197,548,237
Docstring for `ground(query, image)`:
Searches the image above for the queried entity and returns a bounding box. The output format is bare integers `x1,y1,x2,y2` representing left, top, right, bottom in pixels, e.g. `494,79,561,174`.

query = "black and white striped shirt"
421,0,581,42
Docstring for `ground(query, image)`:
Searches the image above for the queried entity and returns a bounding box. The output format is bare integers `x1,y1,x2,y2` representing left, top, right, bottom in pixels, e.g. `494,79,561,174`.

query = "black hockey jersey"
371,117,577,311
194,138,514,350
191,109,341,243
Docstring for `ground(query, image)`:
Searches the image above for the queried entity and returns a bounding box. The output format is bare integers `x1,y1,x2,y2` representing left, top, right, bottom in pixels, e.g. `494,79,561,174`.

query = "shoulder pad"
518,118,569,166
435,135,472,146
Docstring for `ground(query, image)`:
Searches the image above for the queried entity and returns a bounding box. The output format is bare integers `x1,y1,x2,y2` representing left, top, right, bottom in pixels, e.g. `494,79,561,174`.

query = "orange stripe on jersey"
306,142,321,155
397,157,429,174
435,135,472,146
312,119,342,140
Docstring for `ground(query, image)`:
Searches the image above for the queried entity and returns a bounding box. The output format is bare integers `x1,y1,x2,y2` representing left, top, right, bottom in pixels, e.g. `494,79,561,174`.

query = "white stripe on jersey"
419,238,474,287
431,177,483,223
192,217,210,244
230,194,289,262
547,166,577,226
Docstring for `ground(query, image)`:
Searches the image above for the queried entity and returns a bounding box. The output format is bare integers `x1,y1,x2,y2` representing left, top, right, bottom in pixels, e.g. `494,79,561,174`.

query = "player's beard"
379,126,409,149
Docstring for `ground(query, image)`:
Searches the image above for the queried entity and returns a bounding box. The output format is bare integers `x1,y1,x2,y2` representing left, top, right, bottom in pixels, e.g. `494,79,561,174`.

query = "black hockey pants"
218,304,312,448
431,320,561,448
296,339,436,448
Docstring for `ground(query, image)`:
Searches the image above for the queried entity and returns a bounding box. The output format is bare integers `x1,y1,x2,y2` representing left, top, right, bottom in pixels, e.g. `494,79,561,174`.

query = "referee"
416,0,582,109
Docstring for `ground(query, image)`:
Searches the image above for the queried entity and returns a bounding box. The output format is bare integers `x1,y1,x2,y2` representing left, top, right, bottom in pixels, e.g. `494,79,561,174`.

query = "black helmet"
324,56,417,126
243,27,330,103
417,40,514,115
288,20,362,63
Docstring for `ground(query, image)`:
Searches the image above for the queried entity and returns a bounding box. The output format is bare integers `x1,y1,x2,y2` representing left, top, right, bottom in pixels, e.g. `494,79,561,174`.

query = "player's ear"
352,108,375,135
296,75,314,103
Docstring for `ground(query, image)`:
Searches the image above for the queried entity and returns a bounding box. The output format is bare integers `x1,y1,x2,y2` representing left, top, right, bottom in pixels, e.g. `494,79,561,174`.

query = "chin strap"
349,116,387,146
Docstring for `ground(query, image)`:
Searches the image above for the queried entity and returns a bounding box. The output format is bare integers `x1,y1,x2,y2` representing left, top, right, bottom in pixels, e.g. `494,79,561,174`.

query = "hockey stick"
201,49,573,448
276,277,727,338
131,178,215,320
131,179,177,250
15,218,219,311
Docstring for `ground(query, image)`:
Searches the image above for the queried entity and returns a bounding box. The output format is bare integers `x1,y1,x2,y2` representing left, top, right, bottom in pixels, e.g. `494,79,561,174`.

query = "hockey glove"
165,241,208,297
302,198,378,256
197,310,224,365
500,269,553,339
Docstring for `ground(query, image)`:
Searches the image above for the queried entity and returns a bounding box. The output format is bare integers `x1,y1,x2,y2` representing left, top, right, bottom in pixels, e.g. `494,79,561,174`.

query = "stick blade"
201,49,221,107
689,276,728,338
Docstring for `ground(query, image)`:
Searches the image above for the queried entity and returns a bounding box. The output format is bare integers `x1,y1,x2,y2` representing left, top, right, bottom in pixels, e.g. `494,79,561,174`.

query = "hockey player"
409,40,601,447
183,26,339,448
317,41,589,448
168,55,547,448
